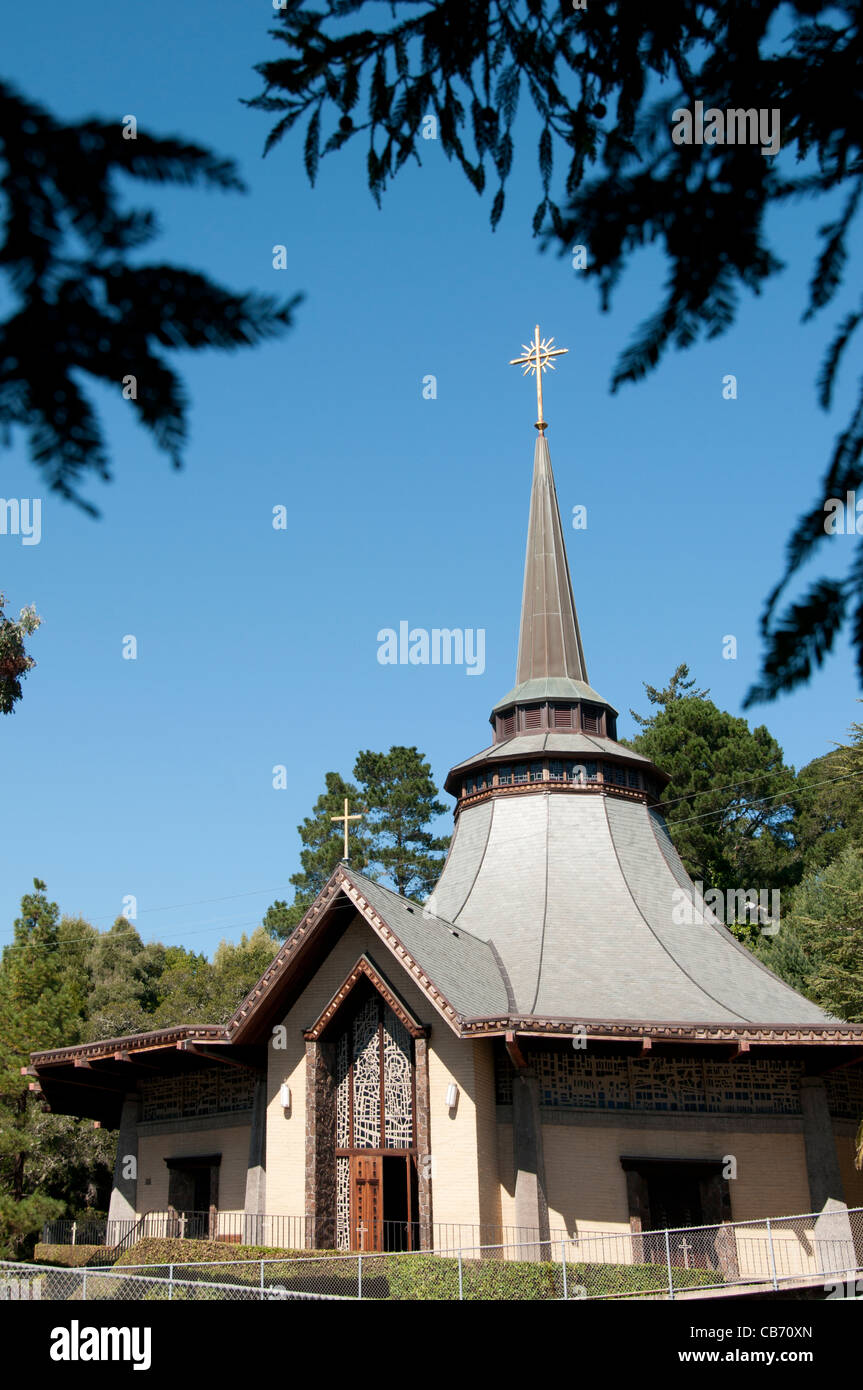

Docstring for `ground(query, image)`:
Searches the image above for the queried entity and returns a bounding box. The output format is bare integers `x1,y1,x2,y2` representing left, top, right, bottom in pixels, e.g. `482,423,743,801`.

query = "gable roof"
226,864,510,1042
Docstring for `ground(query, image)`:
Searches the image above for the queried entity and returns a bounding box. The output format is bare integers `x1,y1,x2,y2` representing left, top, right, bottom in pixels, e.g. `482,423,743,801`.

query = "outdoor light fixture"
445,1083,459,1109
280,1083,291,1109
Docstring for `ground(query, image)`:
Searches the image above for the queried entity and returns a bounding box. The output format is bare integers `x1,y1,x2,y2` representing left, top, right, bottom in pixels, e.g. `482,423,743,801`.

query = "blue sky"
1,0,859,956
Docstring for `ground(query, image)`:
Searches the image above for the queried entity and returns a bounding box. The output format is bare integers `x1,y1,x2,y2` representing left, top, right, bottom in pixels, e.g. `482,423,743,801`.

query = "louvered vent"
501,712,516,737
523,705,543,730
582,706,602,735
552,705,572,729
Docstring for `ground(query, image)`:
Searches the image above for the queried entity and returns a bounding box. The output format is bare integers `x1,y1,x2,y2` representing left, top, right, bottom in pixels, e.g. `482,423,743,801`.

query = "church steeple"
515,432,588,687
487,324,614,728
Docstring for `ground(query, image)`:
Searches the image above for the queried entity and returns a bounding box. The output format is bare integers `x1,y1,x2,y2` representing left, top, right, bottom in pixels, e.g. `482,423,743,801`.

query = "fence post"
458,1252,464,1301
664,1229,674,1300
260,1261,265,1298
168,1264,174,1301
561,1242,568,1301
358,1252,362,1301
71,1221,77,1247
766,1219,779,1291
81,1271,88,1300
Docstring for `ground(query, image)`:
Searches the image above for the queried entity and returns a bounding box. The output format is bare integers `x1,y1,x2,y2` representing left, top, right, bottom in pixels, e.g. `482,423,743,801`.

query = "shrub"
33,1243,114,1268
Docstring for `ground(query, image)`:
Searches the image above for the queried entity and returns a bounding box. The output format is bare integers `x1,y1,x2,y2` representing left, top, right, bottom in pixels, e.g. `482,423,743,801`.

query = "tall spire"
515,432,588,684
508,324,587,685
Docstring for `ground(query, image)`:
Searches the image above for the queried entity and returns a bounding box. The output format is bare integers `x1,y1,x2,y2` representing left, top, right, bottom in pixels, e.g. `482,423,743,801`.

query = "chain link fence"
25,1205,863,1300
0,1263,349,1301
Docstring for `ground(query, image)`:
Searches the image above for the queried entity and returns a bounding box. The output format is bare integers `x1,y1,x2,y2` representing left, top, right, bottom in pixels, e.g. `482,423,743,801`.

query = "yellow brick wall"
265,911,488,1228
136,1125,250,1215
541,1125,812,1233
497,1122,814,1233
497,1123,516,1227
473,1040,502,1232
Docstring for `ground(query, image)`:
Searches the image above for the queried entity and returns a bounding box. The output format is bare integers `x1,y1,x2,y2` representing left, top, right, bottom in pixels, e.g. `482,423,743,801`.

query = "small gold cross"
331,797,362,860
509,324,569,433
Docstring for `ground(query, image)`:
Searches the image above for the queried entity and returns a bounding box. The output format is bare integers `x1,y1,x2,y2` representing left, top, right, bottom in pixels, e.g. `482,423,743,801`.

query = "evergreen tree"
355,746,448,897
795,731,863,875
752,919,820,1001
207,930,280,1020
147,946,216,1027
247,1,863,702
264,751,449,939
261,900,297,941
0,80,298,512
629,663,709,730
0,880,85,1254
81,917,167,1041
762,845,863,1023
627,676,799,893
264,771,370,941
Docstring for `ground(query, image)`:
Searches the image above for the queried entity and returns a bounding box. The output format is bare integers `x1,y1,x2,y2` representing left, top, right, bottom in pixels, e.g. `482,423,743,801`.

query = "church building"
29,329,863,1268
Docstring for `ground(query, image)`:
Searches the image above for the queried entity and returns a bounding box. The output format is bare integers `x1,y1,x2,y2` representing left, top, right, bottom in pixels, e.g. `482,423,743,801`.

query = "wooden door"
351,1155,382,1251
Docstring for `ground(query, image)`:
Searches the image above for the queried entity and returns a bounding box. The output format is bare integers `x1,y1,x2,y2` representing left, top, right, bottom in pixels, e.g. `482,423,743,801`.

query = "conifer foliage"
248,1,863,700
0,81,300,511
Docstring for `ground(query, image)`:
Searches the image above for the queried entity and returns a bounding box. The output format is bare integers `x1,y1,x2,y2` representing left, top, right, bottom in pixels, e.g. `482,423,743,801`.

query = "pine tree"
795,717,863,874
778,846,863,1023
355,746,448,897
247,1,863,702
264,772,371,941
0,880,86,1254
626,681,799,893
263,751,449,939
629,663,709,730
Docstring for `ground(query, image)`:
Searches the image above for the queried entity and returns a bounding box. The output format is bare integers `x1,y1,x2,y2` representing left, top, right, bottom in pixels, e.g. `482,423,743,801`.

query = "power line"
4,768,863,957
662,768,863,829
0,915,280,956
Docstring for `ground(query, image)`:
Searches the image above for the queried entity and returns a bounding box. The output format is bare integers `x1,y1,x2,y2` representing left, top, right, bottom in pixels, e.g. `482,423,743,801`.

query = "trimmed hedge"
114,1237,344,1268
33,1244,114,1268
110,1237,722,1300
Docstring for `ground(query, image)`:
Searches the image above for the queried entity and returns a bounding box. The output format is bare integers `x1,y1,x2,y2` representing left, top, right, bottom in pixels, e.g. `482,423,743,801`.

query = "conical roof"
431,426,837,1027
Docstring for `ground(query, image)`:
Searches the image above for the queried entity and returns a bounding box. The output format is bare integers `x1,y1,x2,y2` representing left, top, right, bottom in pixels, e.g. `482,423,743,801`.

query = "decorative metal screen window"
494,1045,807,1116
825,1066,863,1120
335,995,415,1151
334,992,416,1250
141,1067,256,1122
352,998,383,1148
336,1157,350,1250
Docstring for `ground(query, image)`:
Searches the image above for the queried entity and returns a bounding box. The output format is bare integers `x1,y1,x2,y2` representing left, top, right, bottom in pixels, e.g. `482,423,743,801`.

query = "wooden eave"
28,1025,264,1126
226,868,467,1044
457,1016,863,1070
458,1015,863,1043
30,1023,228,1067
303,953,430,1042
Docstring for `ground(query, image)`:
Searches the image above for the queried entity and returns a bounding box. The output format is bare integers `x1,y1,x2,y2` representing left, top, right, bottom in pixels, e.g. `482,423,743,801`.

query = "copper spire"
515,432,588,685
507,326,587,685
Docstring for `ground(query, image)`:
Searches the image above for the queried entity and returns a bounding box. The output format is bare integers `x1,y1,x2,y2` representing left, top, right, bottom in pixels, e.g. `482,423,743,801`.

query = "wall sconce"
445,1083,459,1110
280,1083,291,1109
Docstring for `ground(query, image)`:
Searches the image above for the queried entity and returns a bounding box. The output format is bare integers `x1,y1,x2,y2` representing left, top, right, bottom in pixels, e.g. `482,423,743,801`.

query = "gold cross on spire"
331,797,362,861
509,325,569,434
